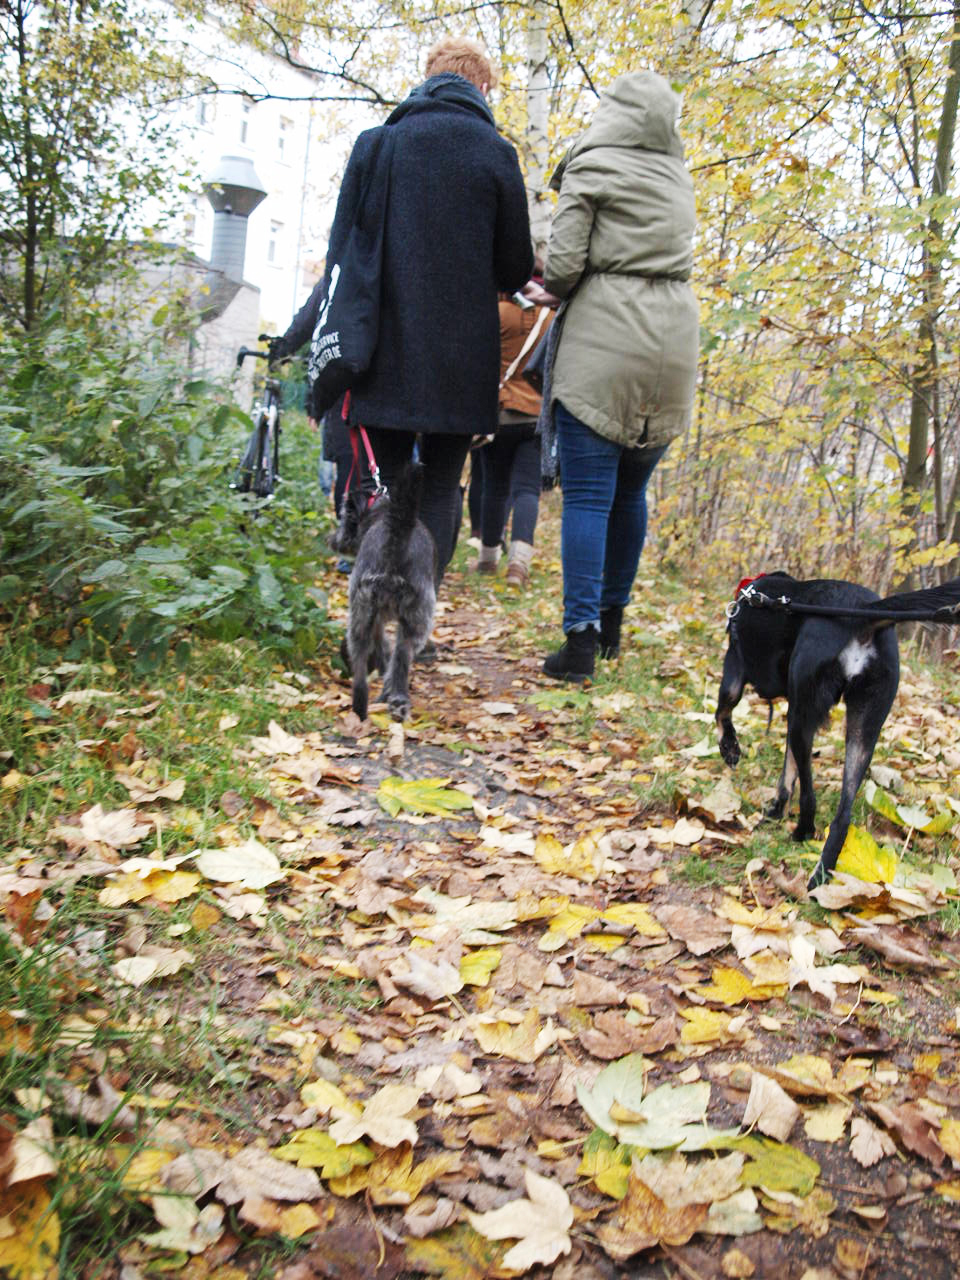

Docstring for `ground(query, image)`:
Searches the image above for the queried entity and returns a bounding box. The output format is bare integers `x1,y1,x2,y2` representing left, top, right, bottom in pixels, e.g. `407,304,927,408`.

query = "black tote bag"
308,129,396,417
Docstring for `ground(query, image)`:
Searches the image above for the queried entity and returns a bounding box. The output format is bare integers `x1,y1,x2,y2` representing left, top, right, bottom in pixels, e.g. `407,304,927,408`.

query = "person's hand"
267,335,287,366
521,280,562,308
307,416,318,431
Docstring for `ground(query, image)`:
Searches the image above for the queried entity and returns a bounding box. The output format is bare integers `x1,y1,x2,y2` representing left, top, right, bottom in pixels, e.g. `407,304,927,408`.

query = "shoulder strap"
500,308,549,389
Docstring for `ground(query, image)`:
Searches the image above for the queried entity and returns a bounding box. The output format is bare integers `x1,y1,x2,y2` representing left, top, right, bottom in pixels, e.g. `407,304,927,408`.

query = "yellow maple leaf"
835,825,897,884
329,1146,460,1204
299,1079,355,1116
0,1181,59,1279
146,870,202,904
699,964,786,1004
602,903,665,937
541,903,601,945
460,947,501,987
804,1103,852,1143
278,1202,322,1238
272,1128,373,1178
473,1007,563,1063
118,1147,175,1193
534,832,605,882
679,1007,735,1045
940,1119,960,1162
514,893,570,922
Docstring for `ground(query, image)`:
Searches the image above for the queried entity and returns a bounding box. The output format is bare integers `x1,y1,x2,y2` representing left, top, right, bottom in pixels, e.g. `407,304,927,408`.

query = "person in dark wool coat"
324,36,533,608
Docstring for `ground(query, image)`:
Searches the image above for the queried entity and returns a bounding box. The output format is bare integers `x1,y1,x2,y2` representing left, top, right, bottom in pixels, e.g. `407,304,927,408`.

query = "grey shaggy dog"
333,463,436,721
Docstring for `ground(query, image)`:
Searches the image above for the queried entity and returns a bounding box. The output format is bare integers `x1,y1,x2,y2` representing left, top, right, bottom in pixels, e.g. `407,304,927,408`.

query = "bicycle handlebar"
236,345,270,368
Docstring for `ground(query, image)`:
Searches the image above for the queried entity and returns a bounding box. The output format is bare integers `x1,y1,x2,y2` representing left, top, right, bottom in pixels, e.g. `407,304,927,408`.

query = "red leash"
342,392,386,506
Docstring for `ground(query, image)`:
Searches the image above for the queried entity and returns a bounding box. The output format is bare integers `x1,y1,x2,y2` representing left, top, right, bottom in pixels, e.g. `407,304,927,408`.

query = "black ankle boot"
542,629,597,682
599,606,623,659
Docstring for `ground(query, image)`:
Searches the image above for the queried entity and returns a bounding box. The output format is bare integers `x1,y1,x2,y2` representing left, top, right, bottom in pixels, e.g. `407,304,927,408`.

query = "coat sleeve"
277,279,326,355
543,156,597,299
493,148,534,293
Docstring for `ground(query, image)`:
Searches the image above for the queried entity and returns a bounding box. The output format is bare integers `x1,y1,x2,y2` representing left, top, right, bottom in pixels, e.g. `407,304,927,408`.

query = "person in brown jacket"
474,276,554,585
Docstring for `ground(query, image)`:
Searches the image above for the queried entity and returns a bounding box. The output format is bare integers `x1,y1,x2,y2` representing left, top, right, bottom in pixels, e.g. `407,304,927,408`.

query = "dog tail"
870,577,960,624
385,462,424,573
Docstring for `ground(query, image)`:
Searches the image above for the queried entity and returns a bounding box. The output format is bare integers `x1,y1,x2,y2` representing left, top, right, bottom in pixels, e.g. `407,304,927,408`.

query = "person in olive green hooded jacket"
540,69,699,681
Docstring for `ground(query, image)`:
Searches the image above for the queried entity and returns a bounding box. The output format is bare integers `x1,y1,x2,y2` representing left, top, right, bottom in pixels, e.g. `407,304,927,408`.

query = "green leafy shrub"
0,321,333,666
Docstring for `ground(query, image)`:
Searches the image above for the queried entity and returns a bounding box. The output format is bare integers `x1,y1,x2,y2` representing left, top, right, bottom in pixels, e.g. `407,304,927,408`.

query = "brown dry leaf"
866,1102,946,1167
722,1246,756,1277
761,1187,836,1237
578,1012,677,1061
249,720,305,756
216,1146,322,1204
9,1116,57,1183
79,804,152,848
112,946,193,986
115,771,186,803
597,1173,708,1260
569,970,625,1007
241,1195,320,1238
388,948,464,1003
846,923,949,970
742,1072,800,1142
684,777,742,824
161,1147,229,1196
471,1008,567,1063
632,1151,745,1207
850,1115,895,1173
787,935,865,1003
808,873,886,909
645,816,706,847
143,1196,225,1253
53,1077,139,1130
402,1196,459,1238
654,903,731,955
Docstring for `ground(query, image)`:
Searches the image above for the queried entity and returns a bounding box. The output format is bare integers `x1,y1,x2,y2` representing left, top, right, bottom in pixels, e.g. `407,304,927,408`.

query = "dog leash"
342,392,387,507
727,579,960,623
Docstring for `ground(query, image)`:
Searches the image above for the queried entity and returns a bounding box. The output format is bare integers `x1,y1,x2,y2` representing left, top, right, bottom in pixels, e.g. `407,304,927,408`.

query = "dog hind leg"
382,626,416,721
764,738,798,821
808,675,898,889
348,617,374,721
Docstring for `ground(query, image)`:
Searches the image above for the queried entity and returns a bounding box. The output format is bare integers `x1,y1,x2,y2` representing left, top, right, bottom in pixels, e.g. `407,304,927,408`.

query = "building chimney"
199,154,267,319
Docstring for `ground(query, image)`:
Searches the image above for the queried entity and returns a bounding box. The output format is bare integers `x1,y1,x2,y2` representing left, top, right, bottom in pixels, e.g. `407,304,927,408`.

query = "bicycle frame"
233,345,284,499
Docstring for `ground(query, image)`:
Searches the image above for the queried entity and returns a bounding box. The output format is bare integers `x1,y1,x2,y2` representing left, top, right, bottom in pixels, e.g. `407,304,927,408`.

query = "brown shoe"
473,545,501,574
505,561,529,586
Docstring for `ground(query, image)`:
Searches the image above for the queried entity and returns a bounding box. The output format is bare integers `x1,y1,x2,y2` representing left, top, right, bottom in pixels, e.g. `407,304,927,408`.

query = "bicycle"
232,335,284,499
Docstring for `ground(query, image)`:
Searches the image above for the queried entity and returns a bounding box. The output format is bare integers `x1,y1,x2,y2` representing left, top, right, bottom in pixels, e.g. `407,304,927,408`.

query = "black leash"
727,582,960,624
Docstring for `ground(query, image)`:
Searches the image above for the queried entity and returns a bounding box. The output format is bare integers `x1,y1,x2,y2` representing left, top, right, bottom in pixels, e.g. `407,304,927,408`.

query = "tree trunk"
901,7,960,585
524,0,551,262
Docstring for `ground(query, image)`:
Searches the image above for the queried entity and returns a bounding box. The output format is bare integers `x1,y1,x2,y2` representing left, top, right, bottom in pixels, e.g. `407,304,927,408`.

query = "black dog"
333,463,436,722
716,572,960,890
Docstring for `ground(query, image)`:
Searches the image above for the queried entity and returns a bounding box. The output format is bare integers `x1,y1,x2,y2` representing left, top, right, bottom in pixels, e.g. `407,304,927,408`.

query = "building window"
268,221,283,264
240,99,253,145
197,97,215,127
278,117,293,162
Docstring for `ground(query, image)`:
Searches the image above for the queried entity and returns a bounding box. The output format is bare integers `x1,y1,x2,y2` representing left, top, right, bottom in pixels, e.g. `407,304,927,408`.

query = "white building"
162,11,353,338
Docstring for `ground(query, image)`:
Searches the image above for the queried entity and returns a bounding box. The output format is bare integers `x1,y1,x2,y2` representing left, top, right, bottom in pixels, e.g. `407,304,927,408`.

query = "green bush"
0,320,334,666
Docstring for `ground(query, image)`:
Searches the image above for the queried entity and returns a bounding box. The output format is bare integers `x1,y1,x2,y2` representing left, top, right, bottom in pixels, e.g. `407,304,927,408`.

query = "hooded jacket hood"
550,70,684,189
387,72,495,128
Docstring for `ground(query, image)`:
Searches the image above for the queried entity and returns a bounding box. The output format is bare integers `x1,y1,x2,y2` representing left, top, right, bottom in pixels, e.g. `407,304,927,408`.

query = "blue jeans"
556,401,667,633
